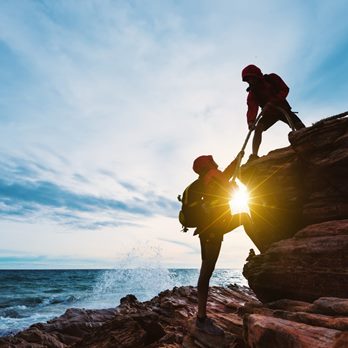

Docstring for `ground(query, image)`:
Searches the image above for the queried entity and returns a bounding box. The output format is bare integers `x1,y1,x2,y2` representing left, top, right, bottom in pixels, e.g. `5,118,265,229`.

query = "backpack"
178,179,205,232
263,73,287,96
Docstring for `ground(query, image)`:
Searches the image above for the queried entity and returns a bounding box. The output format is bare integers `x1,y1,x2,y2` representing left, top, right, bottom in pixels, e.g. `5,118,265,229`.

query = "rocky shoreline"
1,283,347,347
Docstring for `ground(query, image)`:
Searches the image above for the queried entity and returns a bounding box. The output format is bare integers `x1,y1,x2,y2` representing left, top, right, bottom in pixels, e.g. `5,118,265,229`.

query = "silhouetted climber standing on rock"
242,64,305,162
188,153,253,336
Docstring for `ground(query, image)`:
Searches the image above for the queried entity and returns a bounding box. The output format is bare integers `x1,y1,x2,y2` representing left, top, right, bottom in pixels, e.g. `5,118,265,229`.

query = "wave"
0,307,27,319
0,297,43,309
47,295,78,305
0,312,49,337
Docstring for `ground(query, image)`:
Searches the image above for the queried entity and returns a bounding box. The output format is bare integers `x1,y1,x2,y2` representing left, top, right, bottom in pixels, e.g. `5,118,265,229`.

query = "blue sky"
0,0,347,269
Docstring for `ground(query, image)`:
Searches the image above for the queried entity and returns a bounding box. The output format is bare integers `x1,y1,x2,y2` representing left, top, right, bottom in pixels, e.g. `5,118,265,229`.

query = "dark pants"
252,107,305,156
259,109,305,131
199,213,245,259
196,213,250,318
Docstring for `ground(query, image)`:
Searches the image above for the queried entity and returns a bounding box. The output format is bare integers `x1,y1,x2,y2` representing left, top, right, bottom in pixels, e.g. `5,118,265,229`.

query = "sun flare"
229,179,250,214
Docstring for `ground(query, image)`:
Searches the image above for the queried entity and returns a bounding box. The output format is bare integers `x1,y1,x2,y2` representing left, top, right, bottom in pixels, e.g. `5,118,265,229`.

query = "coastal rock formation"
1,285,347,348
289,114,348,225
243,219,348,302
240,113,348,252
0,285,256,348
241,113,348,302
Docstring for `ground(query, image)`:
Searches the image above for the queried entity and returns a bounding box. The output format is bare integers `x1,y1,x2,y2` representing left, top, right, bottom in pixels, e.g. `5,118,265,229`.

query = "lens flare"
229,179,250,214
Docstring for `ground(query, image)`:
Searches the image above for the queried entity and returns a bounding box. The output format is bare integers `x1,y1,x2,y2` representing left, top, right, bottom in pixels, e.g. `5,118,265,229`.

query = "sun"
229,179,250,214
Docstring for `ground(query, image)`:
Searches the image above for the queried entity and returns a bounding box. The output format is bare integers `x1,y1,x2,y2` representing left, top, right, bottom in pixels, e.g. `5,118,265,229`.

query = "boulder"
243,220,348,302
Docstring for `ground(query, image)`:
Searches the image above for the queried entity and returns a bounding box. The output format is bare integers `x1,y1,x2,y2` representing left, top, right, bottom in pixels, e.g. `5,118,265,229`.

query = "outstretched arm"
223,151,243,179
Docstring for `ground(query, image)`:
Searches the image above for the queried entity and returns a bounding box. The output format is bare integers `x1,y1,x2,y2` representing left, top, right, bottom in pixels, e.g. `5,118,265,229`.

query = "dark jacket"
246,73,291,124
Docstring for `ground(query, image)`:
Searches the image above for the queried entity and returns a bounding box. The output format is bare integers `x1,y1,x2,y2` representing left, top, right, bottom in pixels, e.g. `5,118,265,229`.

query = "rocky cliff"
242,112,348,303
1,113,348,348
240,112,348,252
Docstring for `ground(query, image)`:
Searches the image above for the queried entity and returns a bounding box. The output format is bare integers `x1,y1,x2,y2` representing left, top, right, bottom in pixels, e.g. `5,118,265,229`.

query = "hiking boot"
246,154,259,163
195,317,224,336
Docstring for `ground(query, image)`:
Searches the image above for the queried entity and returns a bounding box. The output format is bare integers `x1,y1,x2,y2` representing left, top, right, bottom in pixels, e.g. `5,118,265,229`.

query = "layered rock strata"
0,285,255,348
241,114,348,302
243,219,348,302
1,285,347,348
240,113,348,252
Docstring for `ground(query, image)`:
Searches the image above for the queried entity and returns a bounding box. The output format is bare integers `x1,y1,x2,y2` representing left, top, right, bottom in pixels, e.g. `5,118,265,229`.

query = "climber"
242,64,305,162
191,152,253,336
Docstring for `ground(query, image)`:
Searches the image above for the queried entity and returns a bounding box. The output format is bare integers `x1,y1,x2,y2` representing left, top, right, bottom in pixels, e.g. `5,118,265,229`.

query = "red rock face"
289,115,348,225
0,285,257,348
241,115,348,252
243,219,348,302
242,115,348,302
240,146,304,252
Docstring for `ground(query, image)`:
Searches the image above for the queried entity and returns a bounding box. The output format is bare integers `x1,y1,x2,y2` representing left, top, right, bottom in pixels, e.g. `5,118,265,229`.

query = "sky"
0,0,347,269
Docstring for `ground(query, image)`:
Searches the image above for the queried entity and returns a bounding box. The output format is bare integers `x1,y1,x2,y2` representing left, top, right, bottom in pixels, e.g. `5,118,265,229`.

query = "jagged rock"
244,314,343,348
241,115,348,303
240,114,348,252
289,115,348,225
240,145,304,252
0,285,256,348
2,285,348,348
240,295,348,348
0,308,119,347
311,297,348,316
243,219,348,302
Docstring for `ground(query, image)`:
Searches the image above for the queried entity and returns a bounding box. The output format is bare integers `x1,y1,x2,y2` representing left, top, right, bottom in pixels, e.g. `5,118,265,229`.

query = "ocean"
0,268,246,336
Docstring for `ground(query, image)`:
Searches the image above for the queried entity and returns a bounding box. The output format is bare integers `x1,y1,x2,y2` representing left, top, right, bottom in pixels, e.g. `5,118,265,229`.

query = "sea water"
0,268,246,336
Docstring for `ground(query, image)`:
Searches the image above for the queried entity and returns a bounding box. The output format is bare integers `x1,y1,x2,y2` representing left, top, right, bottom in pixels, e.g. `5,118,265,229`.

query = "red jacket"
246,73,290,124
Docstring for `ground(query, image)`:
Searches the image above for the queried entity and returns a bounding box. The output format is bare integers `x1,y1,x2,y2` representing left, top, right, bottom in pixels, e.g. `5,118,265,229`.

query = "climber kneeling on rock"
242,64,305,162
179,152,254,335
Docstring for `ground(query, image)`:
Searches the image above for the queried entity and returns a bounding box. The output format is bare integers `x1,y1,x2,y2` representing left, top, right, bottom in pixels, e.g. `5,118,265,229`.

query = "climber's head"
242,64,263,85
193,155,218,175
